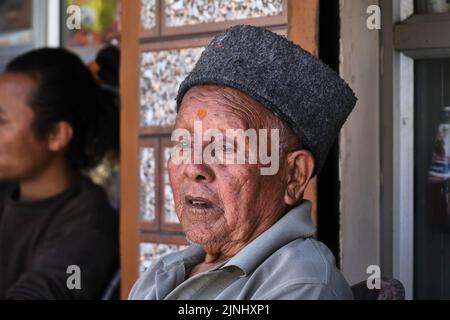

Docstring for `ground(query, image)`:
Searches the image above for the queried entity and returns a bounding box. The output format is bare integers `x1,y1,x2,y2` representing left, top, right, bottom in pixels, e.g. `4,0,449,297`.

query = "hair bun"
95,45,120,87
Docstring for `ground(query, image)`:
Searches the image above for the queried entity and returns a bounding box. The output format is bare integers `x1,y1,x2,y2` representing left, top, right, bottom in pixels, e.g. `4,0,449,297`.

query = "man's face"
0,73,52,181
168,85,289,255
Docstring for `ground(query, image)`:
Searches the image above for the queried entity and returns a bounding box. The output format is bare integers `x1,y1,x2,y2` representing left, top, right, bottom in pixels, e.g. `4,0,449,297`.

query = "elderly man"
130,25,357,300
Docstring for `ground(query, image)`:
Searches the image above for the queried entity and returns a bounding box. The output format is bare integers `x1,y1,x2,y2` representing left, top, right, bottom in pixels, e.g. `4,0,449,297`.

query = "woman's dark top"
0,177,118,299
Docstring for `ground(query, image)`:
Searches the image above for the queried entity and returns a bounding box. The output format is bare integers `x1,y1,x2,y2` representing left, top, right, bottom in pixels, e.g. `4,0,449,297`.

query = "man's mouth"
185,196,214,209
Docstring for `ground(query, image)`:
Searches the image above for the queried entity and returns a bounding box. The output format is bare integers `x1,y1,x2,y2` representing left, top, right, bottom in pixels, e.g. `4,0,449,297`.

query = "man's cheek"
167,164,177,186
173,190,184,219
169,173,183,201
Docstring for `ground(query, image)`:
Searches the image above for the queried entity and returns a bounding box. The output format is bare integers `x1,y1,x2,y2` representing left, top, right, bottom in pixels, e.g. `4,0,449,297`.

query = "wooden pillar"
119,0,140,299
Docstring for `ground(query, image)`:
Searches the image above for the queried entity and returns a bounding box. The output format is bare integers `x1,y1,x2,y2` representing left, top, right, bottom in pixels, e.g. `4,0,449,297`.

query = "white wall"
30,0,60,48
339,0,381,285
46,0,60,47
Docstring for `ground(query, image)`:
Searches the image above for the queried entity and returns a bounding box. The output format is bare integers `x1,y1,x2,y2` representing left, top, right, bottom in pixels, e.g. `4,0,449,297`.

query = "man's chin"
184,229,227,247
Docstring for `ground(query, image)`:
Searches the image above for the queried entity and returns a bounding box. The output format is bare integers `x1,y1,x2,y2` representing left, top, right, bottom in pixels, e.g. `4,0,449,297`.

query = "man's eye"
177,140,190,149
222,143,235,154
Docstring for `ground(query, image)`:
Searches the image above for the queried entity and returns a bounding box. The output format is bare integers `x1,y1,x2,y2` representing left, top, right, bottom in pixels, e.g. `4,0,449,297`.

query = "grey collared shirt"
129,201,354,300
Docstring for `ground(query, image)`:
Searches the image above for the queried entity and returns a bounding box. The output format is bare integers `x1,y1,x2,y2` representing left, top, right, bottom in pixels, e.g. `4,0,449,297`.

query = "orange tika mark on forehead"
196,108,207,120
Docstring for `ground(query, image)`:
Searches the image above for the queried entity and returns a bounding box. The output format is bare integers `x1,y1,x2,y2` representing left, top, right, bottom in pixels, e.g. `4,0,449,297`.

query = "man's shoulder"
44,177,118,237
261,238,336,284
250,238,353,299
62,177,117,220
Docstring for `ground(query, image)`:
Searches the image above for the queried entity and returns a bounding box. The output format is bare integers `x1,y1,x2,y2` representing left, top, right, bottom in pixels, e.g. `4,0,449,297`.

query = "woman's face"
0,73,54,181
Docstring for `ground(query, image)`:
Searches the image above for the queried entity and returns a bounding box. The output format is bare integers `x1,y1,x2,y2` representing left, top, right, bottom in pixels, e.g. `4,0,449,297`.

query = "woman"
0,47,119,299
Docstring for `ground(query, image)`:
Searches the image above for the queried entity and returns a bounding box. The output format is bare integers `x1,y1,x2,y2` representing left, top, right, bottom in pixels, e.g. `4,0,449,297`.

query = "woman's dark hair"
5,47,119,170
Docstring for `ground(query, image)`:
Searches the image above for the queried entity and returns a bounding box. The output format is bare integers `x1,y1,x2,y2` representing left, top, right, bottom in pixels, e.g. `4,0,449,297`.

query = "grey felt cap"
176,25,357,175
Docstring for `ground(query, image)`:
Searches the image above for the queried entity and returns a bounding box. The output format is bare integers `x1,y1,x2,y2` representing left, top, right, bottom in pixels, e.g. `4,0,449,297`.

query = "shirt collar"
221,200,316,276
161,243,205,270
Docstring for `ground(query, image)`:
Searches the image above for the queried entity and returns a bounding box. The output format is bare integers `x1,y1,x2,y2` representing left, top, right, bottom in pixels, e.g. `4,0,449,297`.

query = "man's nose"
183,163,215,182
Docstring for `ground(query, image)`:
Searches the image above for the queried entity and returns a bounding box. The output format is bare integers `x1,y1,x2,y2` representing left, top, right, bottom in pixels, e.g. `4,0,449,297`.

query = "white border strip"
47,0,60,47
392,51,414,300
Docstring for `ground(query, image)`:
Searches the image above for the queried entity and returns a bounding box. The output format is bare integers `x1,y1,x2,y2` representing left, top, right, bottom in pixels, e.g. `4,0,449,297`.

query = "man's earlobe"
283,150,315,206
48,121,73,152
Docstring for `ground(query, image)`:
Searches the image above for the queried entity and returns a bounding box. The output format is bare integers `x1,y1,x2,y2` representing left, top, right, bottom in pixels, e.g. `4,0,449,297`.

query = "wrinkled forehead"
176,84,277,130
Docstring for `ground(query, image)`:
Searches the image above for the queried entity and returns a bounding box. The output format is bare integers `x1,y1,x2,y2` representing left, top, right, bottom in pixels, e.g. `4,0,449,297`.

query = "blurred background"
1,0,450,300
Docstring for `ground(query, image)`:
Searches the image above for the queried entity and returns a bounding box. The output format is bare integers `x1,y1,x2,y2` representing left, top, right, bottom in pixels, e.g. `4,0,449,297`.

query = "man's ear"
47,121,73,152
283,149,315,206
